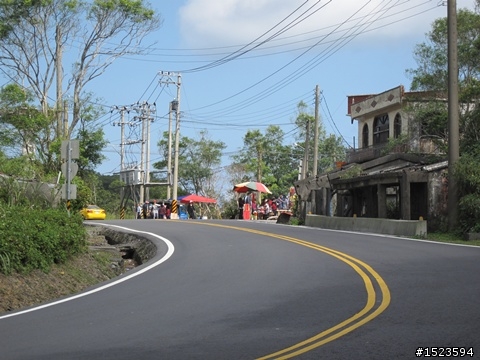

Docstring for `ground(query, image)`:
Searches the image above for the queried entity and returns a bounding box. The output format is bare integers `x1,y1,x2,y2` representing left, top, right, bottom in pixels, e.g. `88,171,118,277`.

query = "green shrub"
458,194,480,233
341,164,363,179
455,153,480,233
0,205,87,274
289,217,302,226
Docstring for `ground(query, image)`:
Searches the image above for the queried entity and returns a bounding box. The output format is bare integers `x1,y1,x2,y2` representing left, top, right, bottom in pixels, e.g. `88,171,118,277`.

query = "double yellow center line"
189,222,391,359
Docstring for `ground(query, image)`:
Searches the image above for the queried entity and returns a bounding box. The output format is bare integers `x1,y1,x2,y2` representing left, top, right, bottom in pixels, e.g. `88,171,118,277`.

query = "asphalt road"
1,219,479,360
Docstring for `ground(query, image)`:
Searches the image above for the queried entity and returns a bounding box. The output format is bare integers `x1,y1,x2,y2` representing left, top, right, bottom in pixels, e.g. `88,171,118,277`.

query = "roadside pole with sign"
61,140,79,215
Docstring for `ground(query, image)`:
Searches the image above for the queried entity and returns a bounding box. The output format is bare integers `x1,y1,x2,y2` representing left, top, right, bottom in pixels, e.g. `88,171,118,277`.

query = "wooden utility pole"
301,117,310,180
172,74,182,203
447,0,459,230
313,85,320,176
167,101,173,200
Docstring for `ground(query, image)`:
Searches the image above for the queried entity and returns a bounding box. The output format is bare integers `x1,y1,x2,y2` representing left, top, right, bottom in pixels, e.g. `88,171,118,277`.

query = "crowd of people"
135,190,295,221
237,192,293,220
135,199,197,220
136,200,171,219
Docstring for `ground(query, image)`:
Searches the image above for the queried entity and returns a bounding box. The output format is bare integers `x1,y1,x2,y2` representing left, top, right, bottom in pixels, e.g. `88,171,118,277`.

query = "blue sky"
6,1,477,193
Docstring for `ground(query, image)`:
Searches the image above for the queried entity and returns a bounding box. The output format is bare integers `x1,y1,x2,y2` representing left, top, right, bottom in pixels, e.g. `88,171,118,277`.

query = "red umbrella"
233,181,272,194
179,194,217,204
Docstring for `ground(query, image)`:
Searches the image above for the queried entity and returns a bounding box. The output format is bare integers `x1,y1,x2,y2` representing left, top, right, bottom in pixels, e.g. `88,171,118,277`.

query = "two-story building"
294,85,449,232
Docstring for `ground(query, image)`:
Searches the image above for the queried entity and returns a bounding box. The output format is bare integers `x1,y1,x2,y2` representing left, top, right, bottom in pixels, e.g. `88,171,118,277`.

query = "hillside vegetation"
0,205,86,275
0,217,126,314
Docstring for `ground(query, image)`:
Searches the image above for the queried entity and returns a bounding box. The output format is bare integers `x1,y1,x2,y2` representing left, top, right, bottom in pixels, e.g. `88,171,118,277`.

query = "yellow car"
80,205,106,220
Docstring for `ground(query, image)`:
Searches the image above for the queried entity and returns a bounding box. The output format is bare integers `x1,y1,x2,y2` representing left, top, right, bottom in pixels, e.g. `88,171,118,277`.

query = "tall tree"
0,83,108,178
0,0,44,39
293,101,345,176
231,125,298,196
155,130,226,197
406,3,480,232
0,84,51,168
75,91,108,176
0,0,161,138
407,6,480,95
406,5,480,131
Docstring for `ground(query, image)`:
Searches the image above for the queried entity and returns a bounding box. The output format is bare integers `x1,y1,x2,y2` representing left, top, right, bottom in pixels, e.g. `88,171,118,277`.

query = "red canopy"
179,194,217,204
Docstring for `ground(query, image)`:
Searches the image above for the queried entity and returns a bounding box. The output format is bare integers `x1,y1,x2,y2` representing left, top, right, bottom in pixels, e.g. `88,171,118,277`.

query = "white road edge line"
271,222,480,249
0,224,175,320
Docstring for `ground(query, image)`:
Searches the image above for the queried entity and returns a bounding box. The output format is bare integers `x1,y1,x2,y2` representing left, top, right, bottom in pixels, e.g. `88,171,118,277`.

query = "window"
373,113,389,145
362,124,369,148
394,113,402,138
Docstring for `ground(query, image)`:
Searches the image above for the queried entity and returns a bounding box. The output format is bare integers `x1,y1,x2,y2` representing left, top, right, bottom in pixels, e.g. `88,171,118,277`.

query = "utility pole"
114,104,160,209
141,106,146,202
158,71,182,217
119,108,126,205
173,84,181,202
113,104,136,208
301,116,310,180
134,102,156,202
313,85,320,176
167,101,173,199
120,108,126,171
145,103,155,201
159,71,182,202
113,105,134,174
447,0,459,230
61,140,79,216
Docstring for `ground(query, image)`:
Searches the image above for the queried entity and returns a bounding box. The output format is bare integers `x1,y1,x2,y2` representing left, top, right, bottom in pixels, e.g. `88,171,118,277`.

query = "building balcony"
346,137,445,164
347,143,400,163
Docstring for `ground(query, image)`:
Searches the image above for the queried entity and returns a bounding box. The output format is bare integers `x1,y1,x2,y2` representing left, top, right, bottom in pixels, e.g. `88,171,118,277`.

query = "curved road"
1,220,479,359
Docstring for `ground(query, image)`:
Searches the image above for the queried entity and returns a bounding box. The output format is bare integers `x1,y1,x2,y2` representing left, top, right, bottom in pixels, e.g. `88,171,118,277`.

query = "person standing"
136,203,142,219
263,199,271,218
243,192,252,220
251,192,257,213
187,200,196,219
237,196,245,220
159,203,166,219
271,198,278,216
151,200,159,219
143,201,150,219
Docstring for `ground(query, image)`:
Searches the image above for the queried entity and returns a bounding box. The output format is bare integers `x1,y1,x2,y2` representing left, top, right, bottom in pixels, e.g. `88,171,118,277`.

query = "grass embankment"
0,246,119,313
424,232,480,246
0,206,121,313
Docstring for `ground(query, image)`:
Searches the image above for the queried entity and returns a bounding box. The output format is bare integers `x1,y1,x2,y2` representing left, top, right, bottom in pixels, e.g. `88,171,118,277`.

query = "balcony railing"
346,137,445,164
346,142,408,163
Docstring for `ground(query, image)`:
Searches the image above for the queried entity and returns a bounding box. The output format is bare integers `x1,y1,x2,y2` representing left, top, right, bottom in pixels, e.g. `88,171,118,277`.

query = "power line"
321,92,352,148
179,0,321,73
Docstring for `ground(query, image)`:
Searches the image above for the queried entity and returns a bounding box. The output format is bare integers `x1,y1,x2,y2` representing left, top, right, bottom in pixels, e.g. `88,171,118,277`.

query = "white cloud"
178,0,476,50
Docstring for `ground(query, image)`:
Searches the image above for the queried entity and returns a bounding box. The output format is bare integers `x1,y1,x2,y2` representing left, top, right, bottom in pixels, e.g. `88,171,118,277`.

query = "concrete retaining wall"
305,215,427,237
